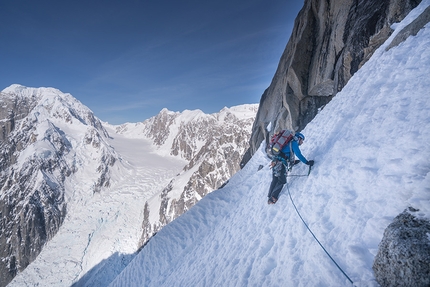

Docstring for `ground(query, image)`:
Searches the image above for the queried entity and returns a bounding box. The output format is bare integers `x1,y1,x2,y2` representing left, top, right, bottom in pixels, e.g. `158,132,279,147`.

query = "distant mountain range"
109,104,258,245
0,84,257,287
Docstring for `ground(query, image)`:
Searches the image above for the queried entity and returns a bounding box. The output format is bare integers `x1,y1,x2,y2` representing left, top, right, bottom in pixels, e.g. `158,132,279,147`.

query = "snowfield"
109,2,430,287
7,1,430,286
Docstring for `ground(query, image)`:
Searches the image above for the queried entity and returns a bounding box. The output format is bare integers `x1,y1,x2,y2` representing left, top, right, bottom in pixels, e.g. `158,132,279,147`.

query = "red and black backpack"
268,129,294,156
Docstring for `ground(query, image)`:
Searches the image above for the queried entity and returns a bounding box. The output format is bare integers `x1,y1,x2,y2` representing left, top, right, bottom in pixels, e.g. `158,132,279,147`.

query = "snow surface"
109,3,430,287
8,127,186,286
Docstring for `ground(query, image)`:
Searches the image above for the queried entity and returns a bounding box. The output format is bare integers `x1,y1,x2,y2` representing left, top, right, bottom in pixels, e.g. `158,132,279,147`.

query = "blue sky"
1,0,303,124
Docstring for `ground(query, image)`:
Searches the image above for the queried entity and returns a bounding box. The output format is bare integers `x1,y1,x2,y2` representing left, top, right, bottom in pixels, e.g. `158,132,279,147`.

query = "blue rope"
285,168,354,285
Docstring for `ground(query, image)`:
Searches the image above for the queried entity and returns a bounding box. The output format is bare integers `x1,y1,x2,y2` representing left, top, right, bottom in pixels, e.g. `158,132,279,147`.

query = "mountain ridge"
1,85,257,287
0,84,121,286
109,103,258,245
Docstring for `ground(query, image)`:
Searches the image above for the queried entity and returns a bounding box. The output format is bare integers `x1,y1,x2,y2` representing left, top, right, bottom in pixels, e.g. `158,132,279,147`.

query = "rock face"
0,85,118,287
245,0,421,163
386,4,430,51
373,209,430,287
114,105,258,246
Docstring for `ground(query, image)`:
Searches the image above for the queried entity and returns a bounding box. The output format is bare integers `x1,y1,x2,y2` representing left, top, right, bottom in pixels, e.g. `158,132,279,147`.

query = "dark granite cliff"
242,0,420,165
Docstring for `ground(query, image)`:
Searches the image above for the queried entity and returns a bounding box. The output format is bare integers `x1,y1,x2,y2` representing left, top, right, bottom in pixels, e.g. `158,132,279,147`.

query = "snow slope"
110,2,430,286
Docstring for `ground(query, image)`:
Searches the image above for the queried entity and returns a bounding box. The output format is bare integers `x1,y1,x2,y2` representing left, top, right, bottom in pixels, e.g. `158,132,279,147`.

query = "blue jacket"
281,140,308,164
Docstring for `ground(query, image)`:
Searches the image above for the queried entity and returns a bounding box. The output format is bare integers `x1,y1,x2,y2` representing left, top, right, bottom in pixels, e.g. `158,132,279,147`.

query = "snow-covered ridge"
2,84,65,97
108,103,259,246
2,85,258,286
2,84,108,135
109,2,430,286
0,84,121,286
111,103,258,160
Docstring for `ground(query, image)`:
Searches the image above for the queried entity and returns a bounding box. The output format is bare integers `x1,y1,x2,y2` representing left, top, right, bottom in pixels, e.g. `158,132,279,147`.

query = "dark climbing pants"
268,165,286,200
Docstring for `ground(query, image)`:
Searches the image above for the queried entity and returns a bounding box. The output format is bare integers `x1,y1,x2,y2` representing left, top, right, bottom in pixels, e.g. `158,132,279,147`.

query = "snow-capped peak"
1,84,123,286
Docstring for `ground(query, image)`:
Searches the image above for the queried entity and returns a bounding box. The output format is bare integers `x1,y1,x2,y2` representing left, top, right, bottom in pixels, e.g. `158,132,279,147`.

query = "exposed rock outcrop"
386,4,430,51
244,0,421,164
373,209,430,287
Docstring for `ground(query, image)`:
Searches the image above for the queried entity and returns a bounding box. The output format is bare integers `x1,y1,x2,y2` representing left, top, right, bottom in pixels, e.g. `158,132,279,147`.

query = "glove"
306,160,314,166
293,160,301,165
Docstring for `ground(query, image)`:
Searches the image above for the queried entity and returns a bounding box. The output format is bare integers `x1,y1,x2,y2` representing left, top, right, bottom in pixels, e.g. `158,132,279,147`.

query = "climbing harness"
285,165,354,285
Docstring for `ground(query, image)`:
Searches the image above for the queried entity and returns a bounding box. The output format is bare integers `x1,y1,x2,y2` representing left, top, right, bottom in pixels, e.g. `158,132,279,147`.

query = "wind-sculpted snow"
110,3,430,286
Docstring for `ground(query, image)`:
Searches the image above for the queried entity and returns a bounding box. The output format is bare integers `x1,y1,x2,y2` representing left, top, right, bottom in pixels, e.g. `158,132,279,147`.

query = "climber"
267,132,314,204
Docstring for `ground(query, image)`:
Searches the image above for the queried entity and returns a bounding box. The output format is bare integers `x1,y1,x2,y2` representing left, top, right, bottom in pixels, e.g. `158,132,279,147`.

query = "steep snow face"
109,3,430,287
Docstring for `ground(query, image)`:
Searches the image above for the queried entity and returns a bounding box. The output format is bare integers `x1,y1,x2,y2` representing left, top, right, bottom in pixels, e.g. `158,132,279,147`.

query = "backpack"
268,129,294,156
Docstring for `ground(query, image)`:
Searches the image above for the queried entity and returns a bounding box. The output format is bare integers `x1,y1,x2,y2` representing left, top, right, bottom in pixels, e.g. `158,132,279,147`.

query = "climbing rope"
285,165,354,285
286,173,309,177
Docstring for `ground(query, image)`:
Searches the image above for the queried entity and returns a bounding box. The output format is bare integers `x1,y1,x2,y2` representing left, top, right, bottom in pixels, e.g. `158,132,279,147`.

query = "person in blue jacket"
267,132,314,204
